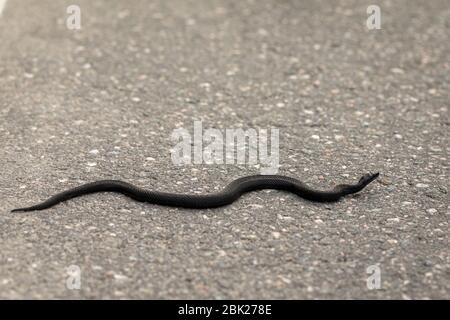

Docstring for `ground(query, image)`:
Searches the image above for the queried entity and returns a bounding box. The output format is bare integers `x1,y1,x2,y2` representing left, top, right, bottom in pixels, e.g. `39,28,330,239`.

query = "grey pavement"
0,0,448,299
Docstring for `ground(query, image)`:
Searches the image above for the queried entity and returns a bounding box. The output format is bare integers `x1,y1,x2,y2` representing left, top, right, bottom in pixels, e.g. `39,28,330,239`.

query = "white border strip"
0,0,8,16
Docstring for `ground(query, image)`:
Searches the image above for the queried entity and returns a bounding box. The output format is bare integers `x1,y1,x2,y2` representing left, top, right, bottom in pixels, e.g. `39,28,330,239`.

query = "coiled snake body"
11,172,379,212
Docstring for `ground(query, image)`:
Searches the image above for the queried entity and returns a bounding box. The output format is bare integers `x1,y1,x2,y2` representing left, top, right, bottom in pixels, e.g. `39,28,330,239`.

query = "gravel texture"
0,0,448,299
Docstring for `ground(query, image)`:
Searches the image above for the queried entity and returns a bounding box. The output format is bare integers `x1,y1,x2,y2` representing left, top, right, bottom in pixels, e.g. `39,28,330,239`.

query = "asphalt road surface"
0,0,448,299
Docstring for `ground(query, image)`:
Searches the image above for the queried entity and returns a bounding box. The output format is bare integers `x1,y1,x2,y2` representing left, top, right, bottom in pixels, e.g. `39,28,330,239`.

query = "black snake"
11,172,379,212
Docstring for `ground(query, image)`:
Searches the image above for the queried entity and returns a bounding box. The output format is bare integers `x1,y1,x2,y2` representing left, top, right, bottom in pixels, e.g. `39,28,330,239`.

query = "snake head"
336,172,380,195
358,172,380,186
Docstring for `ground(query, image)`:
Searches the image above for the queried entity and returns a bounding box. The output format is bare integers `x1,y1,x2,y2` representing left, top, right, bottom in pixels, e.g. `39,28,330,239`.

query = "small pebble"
113,274,129,281
391,68,404,74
